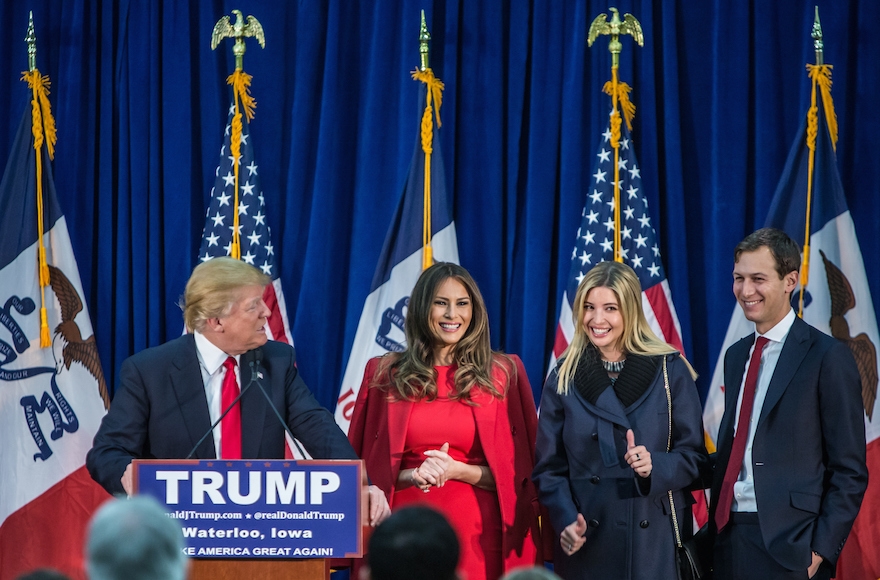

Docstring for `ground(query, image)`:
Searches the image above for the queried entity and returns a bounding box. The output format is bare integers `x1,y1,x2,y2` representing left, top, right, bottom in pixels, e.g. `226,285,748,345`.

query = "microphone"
246,350,309,459
185,351,258,460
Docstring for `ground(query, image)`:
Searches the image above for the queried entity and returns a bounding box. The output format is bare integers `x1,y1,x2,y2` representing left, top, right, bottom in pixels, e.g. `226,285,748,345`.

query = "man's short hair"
86,496,187,580
501,567,562,580
15,570,71,580
734,227,801,279
366,506,459,580
181,257,270,332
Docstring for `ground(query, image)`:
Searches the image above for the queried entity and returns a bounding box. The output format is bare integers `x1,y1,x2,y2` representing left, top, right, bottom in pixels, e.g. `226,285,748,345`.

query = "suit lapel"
386,397,413,492
758,317,811,425
471,390,499,467
720,336,752,441
170,336,216,459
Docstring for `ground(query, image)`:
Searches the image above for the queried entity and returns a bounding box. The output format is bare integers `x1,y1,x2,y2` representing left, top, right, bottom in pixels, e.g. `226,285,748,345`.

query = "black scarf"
571,346,660,408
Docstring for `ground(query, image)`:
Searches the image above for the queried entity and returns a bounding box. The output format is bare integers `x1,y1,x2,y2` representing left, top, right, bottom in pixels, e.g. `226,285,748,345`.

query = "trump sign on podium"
134,459,364,558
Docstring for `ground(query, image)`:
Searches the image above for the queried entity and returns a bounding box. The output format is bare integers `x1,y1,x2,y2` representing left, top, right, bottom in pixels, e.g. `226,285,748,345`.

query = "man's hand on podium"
367,485,391,526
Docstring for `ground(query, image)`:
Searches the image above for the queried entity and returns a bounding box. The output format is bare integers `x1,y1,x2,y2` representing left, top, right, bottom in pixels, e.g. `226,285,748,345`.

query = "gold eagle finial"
211,9,265,71
588,7,643,67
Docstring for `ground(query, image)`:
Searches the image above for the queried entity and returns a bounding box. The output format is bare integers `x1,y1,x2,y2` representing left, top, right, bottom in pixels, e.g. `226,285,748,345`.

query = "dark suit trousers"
714,513,831,580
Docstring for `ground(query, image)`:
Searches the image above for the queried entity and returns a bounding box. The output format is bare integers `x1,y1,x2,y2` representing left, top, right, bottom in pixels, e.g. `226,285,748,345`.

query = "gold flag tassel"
211,9,265,261
23,64,57,347
603,70,636,262
226,69,257,260
412,11,444,271
588,7,643,264
798,10,837,317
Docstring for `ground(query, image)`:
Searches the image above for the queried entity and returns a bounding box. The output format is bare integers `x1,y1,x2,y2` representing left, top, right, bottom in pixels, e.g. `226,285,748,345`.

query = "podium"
134,459,367,580
189,557,329,579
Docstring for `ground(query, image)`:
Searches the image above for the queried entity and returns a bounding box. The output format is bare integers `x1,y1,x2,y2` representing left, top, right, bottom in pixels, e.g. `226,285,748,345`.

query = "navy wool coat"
533,352,707,580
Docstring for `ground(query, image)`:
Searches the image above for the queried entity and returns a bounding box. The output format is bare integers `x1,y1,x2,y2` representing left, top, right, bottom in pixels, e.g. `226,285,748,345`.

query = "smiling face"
205,284,270,355
429,277,473,365
582,285,624,361
733,246,797,334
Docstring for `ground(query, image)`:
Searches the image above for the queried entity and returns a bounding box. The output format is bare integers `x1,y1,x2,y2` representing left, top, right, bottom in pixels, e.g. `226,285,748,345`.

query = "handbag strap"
662,356,684,549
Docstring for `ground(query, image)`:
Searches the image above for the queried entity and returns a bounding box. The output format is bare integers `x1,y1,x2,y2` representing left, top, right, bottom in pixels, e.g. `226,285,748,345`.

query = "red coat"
349,354,544,573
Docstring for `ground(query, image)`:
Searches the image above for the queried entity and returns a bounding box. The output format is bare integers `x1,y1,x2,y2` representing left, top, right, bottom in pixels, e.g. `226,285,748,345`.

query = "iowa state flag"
704,67,879,579
334,73,459,432
0,84,110,578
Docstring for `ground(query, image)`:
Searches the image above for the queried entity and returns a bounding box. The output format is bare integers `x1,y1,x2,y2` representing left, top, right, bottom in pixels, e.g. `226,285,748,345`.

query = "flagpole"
587,7,642,263
412,10,444,271
211,9,265,260
22,12,57,348
798,7,838,317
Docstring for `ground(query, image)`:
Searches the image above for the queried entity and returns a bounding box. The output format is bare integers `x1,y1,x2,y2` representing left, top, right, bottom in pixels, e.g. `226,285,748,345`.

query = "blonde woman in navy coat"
533,261,708,580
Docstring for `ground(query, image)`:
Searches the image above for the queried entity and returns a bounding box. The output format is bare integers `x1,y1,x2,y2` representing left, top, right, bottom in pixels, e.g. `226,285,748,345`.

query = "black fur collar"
571,346,661,408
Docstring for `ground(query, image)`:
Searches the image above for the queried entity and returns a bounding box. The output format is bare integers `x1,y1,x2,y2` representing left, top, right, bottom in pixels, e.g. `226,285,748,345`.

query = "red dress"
348,355,543,578
392,365,503,580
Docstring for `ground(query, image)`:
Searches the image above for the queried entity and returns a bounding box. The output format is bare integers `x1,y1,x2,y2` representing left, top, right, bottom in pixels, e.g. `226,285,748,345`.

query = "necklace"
601,358,626,373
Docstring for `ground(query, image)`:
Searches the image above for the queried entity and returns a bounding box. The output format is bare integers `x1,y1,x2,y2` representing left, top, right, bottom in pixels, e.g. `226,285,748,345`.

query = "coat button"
588,519,599,528
639,520,649,529
511,426,517,435
591,432,598,441
590,476,600,484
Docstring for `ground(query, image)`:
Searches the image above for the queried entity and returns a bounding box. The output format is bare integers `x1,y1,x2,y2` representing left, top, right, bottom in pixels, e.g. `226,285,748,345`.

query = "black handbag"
677,524,711,580
661,358,712,580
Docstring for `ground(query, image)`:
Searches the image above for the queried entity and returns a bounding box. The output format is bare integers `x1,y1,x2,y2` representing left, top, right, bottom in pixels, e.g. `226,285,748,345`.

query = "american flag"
551,118,684,366
549,113,704,526
198,102,293,344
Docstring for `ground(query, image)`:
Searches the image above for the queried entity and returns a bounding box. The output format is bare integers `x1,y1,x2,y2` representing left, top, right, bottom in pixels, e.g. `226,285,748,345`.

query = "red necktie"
220,356,242,459
715,336,769,531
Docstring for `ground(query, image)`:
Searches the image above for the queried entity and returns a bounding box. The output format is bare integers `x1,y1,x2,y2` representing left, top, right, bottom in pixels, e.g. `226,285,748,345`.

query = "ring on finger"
635,453,641,460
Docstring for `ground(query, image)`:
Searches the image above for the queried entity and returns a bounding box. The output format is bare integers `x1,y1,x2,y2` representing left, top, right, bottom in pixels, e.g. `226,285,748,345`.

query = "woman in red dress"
349,263,543,580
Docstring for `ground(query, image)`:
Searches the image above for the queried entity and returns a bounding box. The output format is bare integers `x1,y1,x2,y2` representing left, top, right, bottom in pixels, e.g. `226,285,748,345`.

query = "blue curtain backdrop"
1,0,878,411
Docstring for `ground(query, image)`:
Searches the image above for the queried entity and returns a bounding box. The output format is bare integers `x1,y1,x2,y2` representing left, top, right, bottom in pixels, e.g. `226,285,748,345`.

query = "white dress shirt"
731,308,796,512
193,331,240,457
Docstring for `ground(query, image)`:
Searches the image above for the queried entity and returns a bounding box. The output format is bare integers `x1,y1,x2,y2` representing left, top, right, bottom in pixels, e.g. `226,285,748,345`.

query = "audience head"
501,566,563,580
86,496,187,580
362,505,459,580
15,570,71,580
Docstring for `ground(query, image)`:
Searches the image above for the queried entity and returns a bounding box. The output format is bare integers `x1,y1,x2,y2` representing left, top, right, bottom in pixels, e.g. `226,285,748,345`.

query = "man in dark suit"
86,257,390,525
710,228,867,580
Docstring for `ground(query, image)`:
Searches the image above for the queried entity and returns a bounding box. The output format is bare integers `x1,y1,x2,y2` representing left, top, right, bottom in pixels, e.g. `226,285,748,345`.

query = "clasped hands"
411,442,455,491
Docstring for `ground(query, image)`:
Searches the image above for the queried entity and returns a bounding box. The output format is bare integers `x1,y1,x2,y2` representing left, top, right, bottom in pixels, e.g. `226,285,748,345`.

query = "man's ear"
783,270,799,294
204,317,223,333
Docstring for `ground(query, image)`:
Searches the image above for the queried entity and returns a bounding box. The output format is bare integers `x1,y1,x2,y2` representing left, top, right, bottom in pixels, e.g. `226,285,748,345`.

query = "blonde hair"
556,261,692,394
181,257,269,332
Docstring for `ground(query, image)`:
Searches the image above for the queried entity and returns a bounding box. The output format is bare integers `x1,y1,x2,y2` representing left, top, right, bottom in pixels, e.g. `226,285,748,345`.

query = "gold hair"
181,257,270,332
556,261,695,394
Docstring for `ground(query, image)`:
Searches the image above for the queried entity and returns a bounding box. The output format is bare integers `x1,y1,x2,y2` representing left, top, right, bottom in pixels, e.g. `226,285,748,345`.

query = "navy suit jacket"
709,316,867,571
86,334,357,495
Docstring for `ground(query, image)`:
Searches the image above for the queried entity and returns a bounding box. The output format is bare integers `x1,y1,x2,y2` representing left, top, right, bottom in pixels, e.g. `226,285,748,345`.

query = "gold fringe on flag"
798,64,837,316
226,70,258,260
23,69,56,347
602,67,636,263
412,68,445,270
